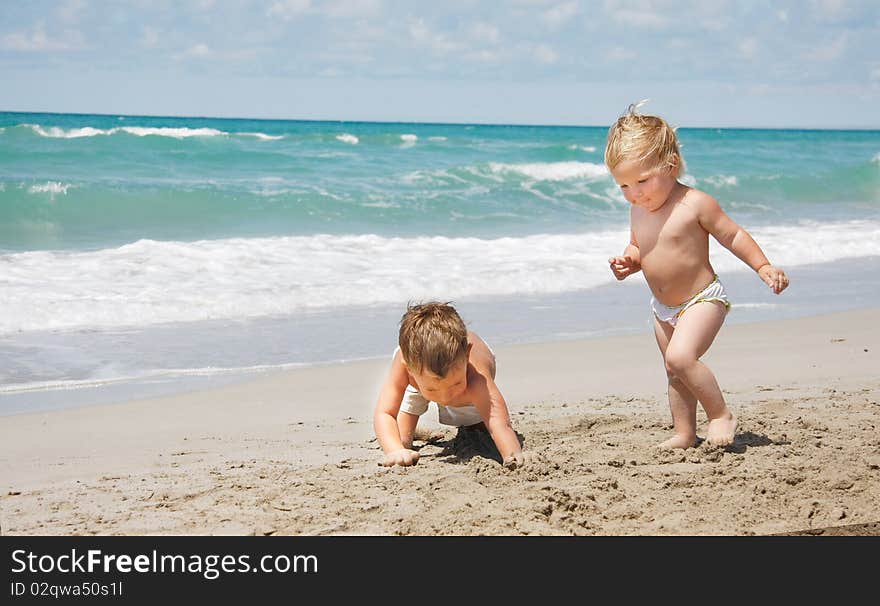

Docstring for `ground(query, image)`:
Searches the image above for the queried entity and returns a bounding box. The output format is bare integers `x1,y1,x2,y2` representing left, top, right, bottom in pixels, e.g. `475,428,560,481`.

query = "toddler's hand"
608,256,639,280
758,265,789,294
502,450,544,470
380,448,420,467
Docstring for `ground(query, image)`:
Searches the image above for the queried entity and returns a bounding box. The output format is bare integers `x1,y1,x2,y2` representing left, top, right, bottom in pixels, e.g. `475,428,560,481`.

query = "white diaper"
393,345,487,427
651,275,731,327
399,384,484,427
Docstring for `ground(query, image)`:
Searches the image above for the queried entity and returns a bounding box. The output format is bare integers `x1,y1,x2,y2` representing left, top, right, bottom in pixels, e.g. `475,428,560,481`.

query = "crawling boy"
373,301,536,469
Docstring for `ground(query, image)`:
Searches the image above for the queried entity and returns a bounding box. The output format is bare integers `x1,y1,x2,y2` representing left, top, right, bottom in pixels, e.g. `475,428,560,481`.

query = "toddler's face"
610,160,678,211
411,358,468,404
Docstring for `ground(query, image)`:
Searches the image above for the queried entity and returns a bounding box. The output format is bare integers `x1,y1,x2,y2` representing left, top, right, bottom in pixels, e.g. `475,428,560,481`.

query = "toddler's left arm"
757,264,789,294
698,193,789,294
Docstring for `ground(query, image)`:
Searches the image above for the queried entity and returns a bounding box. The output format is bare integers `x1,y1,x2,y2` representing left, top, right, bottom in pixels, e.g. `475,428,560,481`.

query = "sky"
1,0,878,128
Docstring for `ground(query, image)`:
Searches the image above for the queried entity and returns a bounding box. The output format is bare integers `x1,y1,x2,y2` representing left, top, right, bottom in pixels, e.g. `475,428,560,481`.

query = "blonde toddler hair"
399,301,468,377
604,101,684,177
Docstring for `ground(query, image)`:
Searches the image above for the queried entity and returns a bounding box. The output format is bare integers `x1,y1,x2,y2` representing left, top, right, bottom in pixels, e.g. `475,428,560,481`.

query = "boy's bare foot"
706,413,737,446
658,434,697,450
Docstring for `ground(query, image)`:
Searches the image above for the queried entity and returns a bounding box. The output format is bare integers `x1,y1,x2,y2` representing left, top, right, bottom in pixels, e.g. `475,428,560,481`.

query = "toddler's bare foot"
658,433,697,450
706,413,737,446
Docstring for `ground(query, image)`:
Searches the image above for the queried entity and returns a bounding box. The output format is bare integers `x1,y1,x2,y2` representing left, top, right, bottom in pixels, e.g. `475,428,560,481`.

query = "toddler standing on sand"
373,301,539,469
605,103,789,449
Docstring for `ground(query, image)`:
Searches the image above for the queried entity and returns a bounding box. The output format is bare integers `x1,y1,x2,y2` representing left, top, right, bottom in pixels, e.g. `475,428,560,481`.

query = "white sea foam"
122,127,225,138
489,161,608,181
702,175,739,187
567,145,597,152
240,132,285,140
0,361,308,395
872,152,880,164
428,136,447,141
28,181,70,195
400,134,418,142
728,201,773,212
733,302,780,310
2,220,878,335
336,133,359,144
0,231,622,334
24,124,227,139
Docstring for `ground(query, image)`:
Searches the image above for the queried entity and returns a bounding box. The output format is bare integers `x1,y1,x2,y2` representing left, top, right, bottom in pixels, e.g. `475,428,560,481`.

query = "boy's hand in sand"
757,264,789,294
502,450,544,470
381,448,420,467
609,256,640,280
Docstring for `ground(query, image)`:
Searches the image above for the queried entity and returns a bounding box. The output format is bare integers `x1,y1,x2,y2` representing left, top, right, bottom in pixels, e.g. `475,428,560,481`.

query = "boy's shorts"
651,275,731,327
399,384,484,427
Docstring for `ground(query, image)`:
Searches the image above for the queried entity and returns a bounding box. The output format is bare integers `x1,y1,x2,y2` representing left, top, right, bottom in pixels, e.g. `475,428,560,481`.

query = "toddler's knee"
664,350,695,376
665,368,681,383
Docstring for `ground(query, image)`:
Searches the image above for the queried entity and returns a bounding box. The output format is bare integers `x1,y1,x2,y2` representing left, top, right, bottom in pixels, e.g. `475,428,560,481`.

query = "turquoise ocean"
1,111,879,414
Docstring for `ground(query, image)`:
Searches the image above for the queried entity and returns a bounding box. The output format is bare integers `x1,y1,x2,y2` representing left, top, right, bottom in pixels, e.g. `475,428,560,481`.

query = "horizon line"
1,108,879,132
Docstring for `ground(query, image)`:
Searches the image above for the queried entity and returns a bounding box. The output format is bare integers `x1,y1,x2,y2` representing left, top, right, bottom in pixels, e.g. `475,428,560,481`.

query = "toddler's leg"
664,302,736,446
654,317,698,449
396,411,420,449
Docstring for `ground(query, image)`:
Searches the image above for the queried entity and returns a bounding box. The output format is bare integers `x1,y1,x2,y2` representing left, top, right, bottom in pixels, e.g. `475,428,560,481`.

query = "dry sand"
2,308,878,536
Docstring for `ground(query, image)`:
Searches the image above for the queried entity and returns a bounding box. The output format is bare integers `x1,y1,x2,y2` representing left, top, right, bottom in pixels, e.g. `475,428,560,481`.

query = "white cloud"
542,2,579,28
324,0,383,18
57,0,87,24
267,0,311,20
738,37,758,59
2,21,79,51
409,18,458,55
699,18,729,31
604,0,672,29
813,0,847,19
604,46,636,62
534,44,559,64
871,67,880,82
807,33,848,61
467,49,504,63
470,22,500,45
177,43,212,59
141,26,160,49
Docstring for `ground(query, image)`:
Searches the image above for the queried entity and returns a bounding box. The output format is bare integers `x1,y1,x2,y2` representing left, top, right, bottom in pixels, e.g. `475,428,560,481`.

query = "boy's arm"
373,352,420,466
698,194,789,294
471,373,526,467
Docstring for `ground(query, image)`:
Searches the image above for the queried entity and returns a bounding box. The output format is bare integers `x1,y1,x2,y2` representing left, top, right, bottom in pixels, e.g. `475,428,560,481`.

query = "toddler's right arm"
609,230,641,280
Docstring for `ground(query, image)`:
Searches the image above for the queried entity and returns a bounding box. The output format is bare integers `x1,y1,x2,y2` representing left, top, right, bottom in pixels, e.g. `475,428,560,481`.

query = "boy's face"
409,355,469,405
610,159,678,212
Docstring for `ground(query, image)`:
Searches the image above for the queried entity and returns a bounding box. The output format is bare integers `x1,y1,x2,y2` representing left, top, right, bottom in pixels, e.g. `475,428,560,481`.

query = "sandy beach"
2,307,878,536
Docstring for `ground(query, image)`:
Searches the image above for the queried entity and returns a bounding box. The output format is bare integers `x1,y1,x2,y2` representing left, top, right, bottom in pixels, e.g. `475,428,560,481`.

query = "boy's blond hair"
604,102,684,176
399,301,468,377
